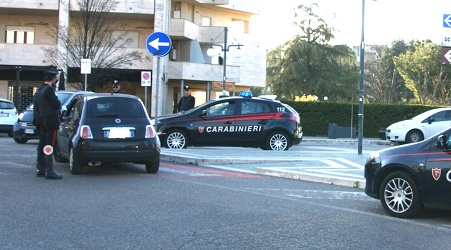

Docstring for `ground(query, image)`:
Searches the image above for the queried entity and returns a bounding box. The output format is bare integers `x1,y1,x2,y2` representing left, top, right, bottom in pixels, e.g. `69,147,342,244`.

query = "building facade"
0,0,265,115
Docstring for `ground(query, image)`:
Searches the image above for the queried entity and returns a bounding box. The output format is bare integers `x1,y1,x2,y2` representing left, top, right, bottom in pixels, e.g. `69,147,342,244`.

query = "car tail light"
80,125,93,139
145,125,157,138
288,113,300,124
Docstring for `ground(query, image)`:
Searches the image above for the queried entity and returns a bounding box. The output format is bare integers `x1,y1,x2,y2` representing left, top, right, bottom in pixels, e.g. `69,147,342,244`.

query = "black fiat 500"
154,93,302,151
365,127,451,218
54,93,160,174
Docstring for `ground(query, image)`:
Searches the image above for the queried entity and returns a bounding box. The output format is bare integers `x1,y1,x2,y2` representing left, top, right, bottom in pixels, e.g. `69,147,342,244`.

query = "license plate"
104,128,134,138
25,129,34,134
0,113,8,117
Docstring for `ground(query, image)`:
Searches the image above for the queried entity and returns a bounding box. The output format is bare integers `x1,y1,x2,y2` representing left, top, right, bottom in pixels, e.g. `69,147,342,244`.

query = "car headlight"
366,151,380,164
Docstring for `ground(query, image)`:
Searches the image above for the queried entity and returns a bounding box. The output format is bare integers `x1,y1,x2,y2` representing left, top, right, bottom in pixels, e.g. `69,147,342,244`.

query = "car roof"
80,93,141,101
0,98,14,103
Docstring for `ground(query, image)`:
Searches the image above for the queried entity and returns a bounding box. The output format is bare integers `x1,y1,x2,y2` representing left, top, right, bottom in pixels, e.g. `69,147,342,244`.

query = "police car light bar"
239,91,253,97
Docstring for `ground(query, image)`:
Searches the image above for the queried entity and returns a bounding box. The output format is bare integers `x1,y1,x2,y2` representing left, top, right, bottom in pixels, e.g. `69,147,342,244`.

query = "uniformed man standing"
111,80,125,93
33,70,63,179
177,86,195,112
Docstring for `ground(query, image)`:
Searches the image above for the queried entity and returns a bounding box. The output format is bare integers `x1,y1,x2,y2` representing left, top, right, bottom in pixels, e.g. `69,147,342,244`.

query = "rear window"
0,101,15,109
86,97,145,119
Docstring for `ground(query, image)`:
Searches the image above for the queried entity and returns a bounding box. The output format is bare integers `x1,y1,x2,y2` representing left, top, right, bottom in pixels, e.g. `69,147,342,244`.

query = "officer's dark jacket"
33,84,61,119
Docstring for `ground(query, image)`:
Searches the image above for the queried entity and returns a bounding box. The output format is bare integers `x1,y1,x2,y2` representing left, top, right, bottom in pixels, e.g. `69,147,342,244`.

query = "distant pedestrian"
32,70,62,179
111,80,125,94
177,86,195,112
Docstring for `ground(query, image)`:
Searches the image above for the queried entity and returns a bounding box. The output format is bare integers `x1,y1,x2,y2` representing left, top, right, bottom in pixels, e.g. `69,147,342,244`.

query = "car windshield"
86,97,145,118
56,92,72,105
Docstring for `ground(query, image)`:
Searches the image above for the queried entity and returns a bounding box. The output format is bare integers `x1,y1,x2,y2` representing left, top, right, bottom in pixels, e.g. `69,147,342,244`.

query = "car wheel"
405,130,423,143
145,156,160,174
266,131,289,151
53,141,68,163
69,146,83,174
379,171,423,218
13,137,28,144
165,129,188,149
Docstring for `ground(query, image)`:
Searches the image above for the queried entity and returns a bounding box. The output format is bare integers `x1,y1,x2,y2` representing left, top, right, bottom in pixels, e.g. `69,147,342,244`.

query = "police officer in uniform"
33,70,63,179
111,80,125,93
177,86,195,112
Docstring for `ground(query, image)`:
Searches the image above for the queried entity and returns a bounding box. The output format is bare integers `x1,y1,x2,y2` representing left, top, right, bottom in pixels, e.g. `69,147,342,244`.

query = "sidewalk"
160,137,392,189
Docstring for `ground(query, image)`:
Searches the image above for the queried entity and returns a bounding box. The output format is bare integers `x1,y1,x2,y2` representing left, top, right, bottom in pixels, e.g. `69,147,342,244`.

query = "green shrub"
283,101,444,138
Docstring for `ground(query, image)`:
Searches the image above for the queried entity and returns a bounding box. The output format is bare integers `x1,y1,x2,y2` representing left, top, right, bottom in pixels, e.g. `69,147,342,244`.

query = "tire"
379,171,423,218
405,130,423,143
265,131,290,151
69,146,83,174
145,156,160,174
13,137,28,144
165,129,188,149
53,141,68,163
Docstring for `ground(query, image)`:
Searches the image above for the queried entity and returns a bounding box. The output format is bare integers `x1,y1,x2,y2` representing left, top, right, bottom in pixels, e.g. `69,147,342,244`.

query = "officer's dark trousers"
35,124,58,173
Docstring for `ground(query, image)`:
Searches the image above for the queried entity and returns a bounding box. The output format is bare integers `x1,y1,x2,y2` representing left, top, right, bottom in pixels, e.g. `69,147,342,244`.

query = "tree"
266,4,358,102
394,40,449,105
365,40,412,103
43,0,147,90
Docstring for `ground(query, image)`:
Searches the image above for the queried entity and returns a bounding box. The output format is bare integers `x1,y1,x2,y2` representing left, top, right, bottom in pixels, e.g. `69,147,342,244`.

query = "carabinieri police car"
365,127,451,218
154,92,303,151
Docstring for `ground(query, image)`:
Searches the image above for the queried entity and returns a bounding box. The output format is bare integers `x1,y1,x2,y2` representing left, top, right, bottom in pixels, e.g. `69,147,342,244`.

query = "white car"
0,98,18,137
386,108,451,144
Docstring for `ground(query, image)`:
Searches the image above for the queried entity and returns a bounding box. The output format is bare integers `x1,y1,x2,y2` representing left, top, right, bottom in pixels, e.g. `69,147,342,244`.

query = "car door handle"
224,121,234,125
259,120,268,125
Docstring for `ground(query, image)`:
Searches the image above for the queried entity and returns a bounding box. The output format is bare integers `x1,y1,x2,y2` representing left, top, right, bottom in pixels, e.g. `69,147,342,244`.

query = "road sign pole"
154,57,161,125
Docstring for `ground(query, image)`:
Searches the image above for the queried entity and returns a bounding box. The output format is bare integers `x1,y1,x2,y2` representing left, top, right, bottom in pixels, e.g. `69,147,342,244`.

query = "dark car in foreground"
12,91,92,143
154,93,303,151
54,93,160,174
365,127,451,218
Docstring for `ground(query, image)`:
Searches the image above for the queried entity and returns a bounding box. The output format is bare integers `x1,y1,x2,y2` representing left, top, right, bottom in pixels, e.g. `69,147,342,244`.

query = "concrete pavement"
160,136,393,189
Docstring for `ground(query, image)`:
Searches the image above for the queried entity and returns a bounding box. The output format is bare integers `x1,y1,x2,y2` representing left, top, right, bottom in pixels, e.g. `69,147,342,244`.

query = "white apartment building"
0,0,266,115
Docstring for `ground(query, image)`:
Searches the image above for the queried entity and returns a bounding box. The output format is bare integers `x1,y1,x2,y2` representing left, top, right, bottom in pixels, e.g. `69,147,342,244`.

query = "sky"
254,0,451,49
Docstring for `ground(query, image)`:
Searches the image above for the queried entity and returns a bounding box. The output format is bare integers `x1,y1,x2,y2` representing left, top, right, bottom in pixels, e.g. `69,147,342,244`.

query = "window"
6,26,34,44
207,101,235,117
241,101,270,114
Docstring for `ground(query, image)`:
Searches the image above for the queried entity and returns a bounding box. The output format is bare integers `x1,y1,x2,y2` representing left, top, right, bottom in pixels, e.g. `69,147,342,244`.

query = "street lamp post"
207,27,242,96
358,0,366,155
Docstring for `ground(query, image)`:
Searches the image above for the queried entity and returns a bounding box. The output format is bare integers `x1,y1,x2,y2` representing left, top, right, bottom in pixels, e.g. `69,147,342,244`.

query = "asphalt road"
1,135,451,249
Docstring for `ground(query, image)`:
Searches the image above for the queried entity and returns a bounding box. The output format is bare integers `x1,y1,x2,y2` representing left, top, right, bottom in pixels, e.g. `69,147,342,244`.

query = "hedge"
283,101,445,138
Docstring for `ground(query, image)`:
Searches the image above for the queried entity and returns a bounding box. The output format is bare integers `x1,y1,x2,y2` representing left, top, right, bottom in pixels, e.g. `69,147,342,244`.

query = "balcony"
0,44,151,70
198,26,226,44
0,0,58,15
168,61,239,83
169,19,199,40
68,0,154,16
0,44,53,66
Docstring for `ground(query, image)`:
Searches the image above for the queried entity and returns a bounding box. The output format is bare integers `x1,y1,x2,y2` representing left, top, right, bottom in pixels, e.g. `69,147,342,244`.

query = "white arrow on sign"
445,50,451,63
445,15,451,27
148,38,170,50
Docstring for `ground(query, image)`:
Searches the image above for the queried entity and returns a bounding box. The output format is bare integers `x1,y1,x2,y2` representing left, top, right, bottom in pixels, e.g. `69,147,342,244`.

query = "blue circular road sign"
146,32,172,57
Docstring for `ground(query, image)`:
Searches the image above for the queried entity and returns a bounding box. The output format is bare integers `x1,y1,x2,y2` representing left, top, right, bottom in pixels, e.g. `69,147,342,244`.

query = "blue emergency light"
238,91,253,97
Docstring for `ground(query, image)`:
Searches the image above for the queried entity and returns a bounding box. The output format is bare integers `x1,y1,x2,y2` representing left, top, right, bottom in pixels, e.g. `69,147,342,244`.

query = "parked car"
154,92,303,151
365,127,451,218
385,108,451,144
54,93,160,174
12,91,92,143
0,98,18,137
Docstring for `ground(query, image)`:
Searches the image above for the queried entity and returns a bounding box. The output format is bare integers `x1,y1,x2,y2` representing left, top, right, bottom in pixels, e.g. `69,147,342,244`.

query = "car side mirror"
437,135,448,149
428,117,435,124
200,109,207,117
